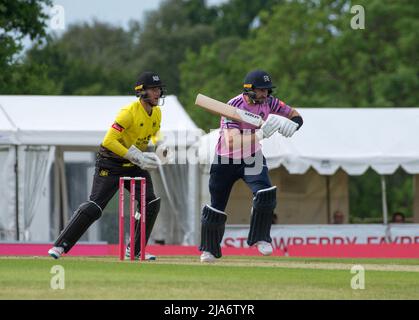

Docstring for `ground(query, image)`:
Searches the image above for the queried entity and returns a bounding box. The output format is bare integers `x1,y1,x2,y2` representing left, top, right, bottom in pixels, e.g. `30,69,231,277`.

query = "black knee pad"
247,186,277,246
132,197,161,256
79,201,103,220
54,201,102,253
253,186,277,211
199,205,227,258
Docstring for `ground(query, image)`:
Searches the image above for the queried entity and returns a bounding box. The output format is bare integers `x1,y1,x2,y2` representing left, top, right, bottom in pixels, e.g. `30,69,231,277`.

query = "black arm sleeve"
291,116,303,130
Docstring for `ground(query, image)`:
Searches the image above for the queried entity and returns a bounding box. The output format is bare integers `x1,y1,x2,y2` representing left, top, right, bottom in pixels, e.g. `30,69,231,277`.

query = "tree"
25,21,139,95
131,0,217,95
179,37,243,130
0,0,52,92
330,0,419,107
180,0,419,131
213,0,284,38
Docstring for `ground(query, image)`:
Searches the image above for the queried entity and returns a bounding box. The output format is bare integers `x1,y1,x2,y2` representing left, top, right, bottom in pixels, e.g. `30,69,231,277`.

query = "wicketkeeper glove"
124,145,160,170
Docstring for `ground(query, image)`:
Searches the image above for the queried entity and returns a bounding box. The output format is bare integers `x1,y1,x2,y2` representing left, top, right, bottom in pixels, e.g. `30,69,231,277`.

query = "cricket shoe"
200,251,216,263
256,241,273,256
124,246,156,261
48,246,64,259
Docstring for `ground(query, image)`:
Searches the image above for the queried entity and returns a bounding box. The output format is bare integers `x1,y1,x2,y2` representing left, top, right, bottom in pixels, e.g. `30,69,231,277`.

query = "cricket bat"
195,94,264,127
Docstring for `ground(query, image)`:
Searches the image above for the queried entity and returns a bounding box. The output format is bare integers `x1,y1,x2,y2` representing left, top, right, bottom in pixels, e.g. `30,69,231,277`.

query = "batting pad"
247,186,277,246
199,205,227,258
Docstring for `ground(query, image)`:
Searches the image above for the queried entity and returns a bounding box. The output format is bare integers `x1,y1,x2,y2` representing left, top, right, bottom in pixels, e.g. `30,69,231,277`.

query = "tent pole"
414,175,419,223
381,175,388,224
54,147,69,230
59,149,69,227
53,148,59,237
326,175,331,224
188,162,200,246
14,145,19,241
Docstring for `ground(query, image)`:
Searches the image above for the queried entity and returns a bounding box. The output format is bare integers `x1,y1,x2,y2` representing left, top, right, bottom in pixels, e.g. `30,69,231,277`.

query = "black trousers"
53,153,157,253
91,154,157,211
208,152,272,212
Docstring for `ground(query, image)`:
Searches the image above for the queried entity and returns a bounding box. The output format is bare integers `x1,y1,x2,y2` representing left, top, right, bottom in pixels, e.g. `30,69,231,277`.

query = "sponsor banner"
223,224,419,252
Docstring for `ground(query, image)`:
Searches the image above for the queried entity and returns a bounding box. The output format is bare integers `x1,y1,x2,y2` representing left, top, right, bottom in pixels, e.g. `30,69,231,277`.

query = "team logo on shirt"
112,122,124,132
136,135,152,146
99,169,109,177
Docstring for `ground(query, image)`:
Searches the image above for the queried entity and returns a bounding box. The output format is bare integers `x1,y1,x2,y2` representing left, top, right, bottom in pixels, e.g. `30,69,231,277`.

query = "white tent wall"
0,147,17,240
259,108,419,176
150,162,201,245
414,175,419,223
0,103,19,240
0,102,18,145
0,146,54,241
61,150,98,243
17,146,55,241
26,172,51,242
150,165,189,244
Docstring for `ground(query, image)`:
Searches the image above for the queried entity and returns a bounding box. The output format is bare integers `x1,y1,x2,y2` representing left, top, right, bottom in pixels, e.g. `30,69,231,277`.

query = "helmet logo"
153,76,160,82
263,75,270,82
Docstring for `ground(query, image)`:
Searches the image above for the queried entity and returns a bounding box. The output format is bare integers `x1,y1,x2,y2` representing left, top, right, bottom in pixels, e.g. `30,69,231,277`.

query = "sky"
49,0,228,32
19,0,228,53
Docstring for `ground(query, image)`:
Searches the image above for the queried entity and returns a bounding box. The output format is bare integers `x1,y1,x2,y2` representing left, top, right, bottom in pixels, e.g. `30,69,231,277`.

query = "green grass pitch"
1,256,418,300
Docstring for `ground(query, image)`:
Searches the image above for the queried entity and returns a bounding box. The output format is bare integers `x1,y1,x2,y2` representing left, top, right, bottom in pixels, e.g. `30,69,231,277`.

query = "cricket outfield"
1,256,418,300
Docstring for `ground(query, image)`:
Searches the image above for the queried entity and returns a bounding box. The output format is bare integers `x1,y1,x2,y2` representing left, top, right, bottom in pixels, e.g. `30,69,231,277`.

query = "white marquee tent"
0,95,202,244
0,95,199,145
198,108,419,223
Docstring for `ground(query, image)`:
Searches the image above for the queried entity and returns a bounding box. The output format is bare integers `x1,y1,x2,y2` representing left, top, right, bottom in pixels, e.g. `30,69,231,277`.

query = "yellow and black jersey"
101,100,161,159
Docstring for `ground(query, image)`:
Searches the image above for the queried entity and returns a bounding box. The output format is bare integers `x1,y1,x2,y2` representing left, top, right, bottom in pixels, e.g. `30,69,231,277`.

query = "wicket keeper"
48,71,167,260
199,70,303,262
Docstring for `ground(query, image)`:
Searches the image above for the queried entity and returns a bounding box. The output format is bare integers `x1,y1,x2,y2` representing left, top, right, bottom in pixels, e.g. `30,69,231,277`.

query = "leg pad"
199,205,227,258
54,201,102,253
247,186,277,246
132,197,161,256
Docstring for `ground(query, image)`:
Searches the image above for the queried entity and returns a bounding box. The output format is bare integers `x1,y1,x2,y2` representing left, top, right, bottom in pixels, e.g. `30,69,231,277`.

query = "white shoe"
256,241,273,256
200,251,216,263
144,253,156,260
125,246,156,261
48,246,64,259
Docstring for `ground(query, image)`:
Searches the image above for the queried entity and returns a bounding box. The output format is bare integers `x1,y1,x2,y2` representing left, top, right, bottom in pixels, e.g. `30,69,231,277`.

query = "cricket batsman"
48,71,168,260
199,70,303,262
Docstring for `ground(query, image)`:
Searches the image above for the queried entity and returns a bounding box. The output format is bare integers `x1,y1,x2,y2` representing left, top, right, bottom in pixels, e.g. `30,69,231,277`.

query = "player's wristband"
291,116,303,130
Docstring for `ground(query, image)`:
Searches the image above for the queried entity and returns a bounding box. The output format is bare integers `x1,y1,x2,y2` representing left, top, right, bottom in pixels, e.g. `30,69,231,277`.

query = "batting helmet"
243,70,275,102
135,71,166,99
